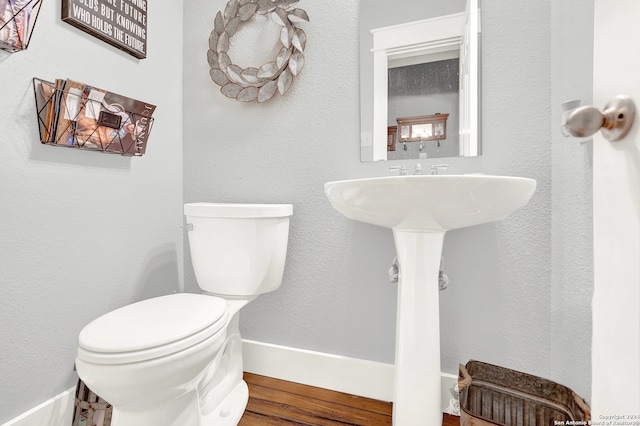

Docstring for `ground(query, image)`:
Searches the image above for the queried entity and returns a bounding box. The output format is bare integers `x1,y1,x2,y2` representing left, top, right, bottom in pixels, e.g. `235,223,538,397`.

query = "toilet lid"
184,202,293,218
77,293,228,364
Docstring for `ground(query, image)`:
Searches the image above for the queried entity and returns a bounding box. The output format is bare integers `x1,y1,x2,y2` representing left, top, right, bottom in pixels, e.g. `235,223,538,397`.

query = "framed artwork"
61,0,147,59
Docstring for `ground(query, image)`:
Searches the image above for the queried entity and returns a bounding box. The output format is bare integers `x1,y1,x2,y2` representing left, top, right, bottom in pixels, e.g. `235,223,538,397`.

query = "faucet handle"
428,164,450,175
389,165,408,176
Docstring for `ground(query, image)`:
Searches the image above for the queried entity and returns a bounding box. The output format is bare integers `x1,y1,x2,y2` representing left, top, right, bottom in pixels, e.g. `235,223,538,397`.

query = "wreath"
207,0,309,103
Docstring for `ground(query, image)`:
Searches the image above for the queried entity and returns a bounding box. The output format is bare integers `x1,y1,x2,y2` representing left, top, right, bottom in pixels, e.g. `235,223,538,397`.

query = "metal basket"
72,379,112,426
459,360,590,426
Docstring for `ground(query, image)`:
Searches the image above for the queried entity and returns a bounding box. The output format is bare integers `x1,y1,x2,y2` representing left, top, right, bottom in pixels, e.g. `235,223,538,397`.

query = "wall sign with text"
62,0,147,59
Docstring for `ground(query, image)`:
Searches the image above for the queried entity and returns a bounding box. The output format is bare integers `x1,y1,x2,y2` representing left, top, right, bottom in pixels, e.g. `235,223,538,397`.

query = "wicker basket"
458,360,590,426
72,379,112,426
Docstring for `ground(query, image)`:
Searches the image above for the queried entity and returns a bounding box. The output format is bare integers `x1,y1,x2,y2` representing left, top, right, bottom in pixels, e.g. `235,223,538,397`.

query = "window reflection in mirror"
388,58,458,160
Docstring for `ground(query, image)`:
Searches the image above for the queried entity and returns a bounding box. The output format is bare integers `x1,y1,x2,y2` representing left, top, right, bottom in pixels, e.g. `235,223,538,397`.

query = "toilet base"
202,380,249,425
101,315,248,426
109,380,248,426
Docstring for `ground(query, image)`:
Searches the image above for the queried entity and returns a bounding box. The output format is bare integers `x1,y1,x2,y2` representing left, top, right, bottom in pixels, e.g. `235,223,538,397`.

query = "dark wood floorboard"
240,373,460,426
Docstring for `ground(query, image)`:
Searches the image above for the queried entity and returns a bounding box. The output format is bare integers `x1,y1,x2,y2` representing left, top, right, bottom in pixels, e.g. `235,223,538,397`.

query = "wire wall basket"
33,77,156,157
0,0,43,53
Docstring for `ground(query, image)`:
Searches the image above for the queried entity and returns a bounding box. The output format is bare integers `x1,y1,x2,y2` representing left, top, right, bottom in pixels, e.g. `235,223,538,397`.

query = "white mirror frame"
369,0,479,161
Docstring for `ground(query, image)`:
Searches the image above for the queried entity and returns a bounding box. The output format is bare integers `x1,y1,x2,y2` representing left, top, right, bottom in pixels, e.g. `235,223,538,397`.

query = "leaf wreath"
207,0,309,103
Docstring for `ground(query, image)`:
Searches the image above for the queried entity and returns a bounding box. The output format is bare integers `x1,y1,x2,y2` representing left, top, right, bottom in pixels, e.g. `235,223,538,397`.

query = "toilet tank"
184,203,292,297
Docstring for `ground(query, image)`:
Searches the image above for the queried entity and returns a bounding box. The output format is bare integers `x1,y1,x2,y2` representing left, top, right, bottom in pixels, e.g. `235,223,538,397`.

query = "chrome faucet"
389,165,408,176
428,164,450,175
390,164,442,176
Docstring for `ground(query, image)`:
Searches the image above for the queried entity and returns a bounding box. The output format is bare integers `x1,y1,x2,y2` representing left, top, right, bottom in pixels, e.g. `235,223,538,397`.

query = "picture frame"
61,0,147,59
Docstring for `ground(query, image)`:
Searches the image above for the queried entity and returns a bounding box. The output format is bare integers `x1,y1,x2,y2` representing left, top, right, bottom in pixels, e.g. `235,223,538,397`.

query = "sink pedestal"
323,175,537,426
392,230,445,426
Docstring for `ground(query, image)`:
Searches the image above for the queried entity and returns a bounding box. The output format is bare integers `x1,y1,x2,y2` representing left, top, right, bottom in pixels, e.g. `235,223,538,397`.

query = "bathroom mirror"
360,0,481,162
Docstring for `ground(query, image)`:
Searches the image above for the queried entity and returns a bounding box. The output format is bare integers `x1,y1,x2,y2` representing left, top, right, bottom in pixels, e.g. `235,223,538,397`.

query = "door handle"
562,95,635,141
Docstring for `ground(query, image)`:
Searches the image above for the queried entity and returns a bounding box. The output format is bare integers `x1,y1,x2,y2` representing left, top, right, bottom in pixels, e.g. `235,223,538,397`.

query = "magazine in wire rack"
0,0,44,52
33,78,156,156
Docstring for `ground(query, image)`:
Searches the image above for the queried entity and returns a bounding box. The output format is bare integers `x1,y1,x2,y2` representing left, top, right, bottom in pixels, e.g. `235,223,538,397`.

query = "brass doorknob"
563,95,635,141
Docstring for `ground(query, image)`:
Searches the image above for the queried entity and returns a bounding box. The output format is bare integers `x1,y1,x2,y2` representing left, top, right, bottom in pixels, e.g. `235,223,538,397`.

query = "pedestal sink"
324,174,536,426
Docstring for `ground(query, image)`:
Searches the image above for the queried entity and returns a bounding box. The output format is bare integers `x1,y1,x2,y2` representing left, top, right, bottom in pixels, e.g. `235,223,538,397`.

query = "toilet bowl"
75,203,292,426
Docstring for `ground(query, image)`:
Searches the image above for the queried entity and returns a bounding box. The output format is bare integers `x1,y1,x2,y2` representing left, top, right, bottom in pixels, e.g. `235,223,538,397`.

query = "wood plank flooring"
240,373,460,426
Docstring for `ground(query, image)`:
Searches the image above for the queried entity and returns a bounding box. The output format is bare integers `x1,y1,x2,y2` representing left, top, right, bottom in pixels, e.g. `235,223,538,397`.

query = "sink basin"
324,175,537,231
324,174,536,426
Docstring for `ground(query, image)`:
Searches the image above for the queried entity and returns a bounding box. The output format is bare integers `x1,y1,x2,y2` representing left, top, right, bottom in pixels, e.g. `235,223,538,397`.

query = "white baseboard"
1,386,75,426
242,339,459,413
3,341,460,425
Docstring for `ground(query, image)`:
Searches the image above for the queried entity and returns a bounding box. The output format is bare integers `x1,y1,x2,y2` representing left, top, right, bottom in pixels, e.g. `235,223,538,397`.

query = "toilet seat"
77,293,228,365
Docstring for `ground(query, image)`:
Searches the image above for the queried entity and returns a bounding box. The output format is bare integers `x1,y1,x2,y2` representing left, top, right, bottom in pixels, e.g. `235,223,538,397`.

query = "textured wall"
0,3,184,423
184,0,592,400
550,0,594,400
183,0,401,363
440,0,553,383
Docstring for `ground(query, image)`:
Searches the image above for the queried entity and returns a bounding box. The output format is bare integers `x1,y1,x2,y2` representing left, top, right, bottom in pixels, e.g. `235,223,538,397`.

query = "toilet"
75,203,292,426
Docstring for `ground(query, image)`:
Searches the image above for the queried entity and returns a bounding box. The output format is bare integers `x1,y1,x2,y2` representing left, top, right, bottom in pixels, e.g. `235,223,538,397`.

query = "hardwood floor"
240,373,460,426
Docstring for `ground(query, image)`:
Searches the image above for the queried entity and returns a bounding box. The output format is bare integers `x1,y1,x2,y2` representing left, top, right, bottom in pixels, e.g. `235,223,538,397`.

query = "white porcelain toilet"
75,203,292,426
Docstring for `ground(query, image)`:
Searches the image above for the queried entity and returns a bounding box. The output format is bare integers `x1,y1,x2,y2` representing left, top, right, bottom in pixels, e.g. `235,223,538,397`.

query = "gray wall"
550,0,594,395
0,3,184,423
185,0,593,401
